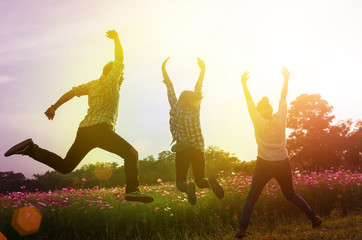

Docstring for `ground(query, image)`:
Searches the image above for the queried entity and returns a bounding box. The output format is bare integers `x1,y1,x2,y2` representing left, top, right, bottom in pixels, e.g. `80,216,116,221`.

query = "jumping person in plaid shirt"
161,57,224,205
4,30,153,203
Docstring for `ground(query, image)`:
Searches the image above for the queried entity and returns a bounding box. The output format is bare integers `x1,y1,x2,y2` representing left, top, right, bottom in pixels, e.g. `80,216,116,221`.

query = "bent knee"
176,182,188,192
58,166,75,175
195,179,209,189
283,192,298,201
246,193,260,204
129,146,138,159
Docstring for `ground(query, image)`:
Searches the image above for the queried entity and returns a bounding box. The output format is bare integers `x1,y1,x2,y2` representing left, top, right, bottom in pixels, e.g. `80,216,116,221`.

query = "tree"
342,120,362,170
137,153,175,184
287,94,361,171
0,171,27,193
157,151,176,162
33,171,73,190
204,146,241,177
287,94,336,170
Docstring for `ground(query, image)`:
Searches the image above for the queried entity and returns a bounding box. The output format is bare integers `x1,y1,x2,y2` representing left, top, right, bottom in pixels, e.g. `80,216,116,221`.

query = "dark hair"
257,96,273,114
178,90,203,107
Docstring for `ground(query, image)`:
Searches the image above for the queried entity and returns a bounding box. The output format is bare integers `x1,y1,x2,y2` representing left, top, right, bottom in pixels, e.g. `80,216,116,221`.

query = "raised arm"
162,57,177,109
241,71,252,101
241,71,263,124
194,58,205,93
106,30,123,63
44,90,76,120
280,66,290,100
162,57,172,85
103,30,125,86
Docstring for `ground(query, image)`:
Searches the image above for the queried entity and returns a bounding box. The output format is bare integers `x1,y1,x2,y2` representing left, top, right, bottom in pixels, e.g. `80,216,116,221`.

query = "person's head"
178,90,203,109
103,61,114,76
257,96,273,120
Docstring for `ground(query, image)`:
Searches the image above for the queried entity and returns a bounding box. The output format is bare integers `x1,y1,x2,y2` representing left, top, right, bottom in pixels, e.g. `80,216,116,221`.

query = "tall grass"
0,166,361,239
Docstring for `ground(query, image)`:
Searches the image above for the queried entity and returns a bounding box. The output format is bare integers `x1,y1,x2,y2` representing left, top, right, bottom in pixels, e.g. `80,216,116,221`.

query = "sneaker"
187,182,196,205
235,228,246,239
4,139,33,157
312,215,322,228
208,177,224,199
125,191,154,203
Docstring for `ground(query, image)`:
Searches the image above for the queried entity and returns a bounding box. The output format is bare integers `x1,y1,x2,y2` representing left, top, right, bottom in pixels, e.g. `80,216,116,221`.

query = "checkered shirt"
72,60,125,131
165,81,204,151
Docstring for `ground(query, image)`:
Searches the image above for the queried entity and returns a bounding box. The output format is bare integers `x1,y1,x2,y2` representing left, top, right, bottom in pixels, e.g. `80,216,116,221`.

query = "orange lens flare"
11,206,42,236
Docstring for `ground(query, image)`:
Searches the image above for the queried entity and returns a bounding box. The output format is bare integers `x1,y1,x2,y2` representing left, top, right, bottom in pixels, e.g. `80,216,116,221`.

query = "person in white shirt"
235,67,322,239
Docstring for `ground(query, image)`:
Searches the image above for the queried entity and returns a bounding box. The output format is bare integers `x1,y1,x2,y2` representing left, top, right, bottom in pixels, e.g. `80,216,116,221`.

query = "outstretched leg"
93,124,153,203
95,124,140,193
239,160,272,230
274,160,319,223
5,126,95,174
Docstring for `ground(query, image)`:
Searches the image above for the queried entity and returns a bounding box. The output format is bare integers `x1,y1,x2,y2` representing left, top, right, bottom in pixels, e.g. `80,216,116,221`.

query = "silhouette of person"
161,57,224,205
235,67,322,239
4,30,153,203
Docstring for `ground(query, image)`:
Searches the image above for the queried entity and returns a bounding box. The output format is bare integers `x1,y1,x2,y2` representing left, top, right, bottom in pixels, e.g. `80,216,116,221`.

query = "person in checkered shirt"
162,57,224,205
4,30,153,204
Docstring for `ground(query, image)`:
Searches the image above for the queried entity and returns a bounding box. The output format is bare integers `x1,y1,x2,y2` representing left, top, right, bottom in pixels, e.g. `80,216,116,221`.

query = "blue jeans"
239,157,316,229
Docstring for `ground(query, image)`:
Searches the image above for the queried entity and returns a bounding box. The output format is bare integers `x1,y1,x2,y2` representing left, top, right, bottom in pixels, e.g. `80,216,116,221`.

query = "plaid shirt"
165,80,204,151
72,60,125,131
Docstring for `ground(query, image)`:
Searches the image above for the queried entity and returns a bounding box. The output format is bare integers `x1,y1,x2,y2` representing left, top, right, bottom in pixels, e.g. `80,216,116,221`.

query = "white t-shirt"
247,99,288,161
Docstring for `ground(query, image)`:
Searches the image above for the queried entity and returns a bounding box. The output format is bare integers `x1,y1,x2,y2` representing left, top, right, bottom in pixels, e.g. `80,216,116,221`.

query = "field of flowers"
0,166,361,239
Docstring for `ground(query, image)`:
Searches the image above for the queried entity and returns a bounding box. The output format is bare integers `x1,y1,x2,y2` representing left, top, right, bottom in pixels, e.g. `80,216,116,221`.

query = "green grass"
159,213,362,240
2,210,360,239
0,168,361,239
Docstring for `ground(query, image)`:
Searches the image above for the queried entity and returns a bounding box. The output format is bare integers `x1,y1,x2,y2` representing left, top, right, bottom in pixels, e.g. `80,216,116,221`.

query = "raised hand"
44,106,56,120
162,57,171,84
162,57,170,71
241,71,250,85
197,58,205,71
281,66,291,80
280,66,290,99
106,30,119,40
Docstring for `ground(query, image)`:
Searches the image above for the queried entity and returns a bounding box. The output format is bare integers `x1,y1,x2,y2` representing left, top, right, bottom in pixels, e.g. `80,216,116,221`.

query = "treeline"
1,93,361,193
0,146,255,193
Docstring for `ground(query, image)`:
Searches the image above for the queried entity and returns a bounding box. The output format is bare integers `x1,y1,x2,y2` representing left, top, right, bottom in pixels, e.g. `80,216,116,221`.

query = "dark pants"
175,147,209,192
239,157,315,229
29,123,139,193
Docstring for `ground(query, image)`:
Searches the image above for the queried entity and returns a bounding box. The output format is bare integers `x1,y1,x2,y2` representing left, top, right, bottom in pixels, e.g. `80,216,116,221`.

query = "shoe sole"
235,228,247,239
125,195,154,203
187,182,196,205
209,177,224,199
235,234,246,239
312,219,322,228
235,233,246,239
4,139,33,157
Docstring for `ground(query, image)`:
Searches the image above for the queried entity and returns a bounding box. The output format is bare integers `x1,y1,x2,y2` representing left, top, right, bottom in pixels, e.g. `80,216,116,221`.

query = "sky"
1,0,361,178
